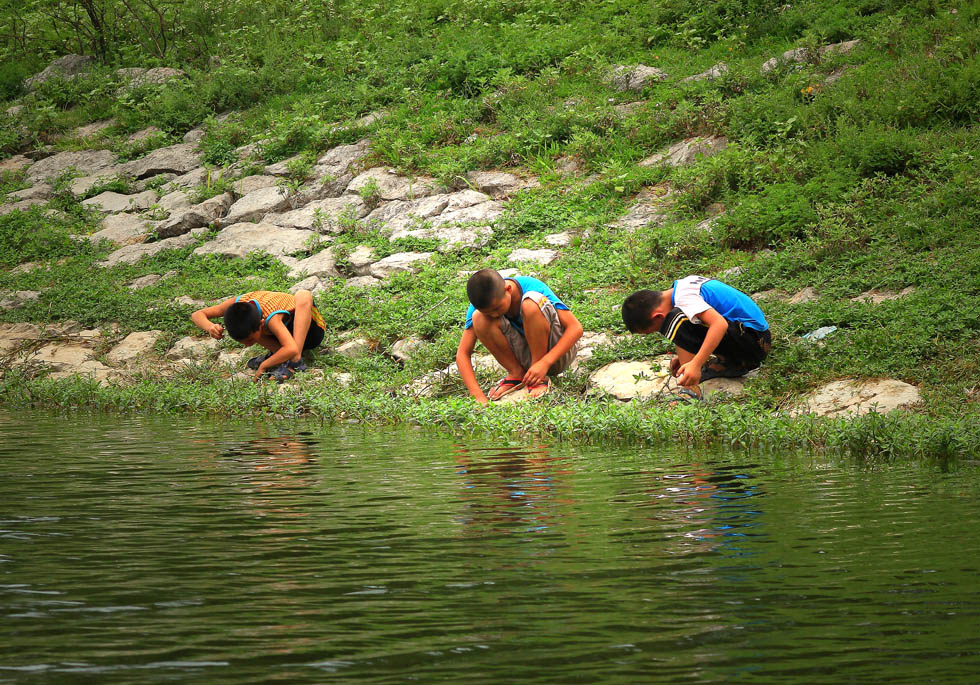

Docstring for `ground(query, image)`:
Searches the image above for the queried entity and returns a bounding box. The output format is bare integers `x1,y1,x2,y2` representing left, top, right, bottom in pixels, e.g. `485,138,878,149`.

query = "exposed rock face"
33,343,95,368
159,190,192,213
26,55,94,89
640,136,728,168
793,379,921,417
368,252,434,279
155,192,234,238
346,167,438,202
233,175,278,197
81,190,157,213
0,290,40,311
399,225,494,252
545,232,573,247
288,248,341,280
69,174,112,197
219,186,292,226
192,222,315,259
267,196,368,231
115,67,186,91
105,331,162,365
0,155,32,174
0,199,46,216
166,336,220,360
27,150,117,183
127,126,162,143
90,213,153,245
347,246,377,276
682,62,729,83
289,276,329,295
305,139,373,199
101,229,206,267
74,120,115,138
0,322,42,355
183,128,205,144
508,248,558,266
607,64,669,91
264,154,305,177
589,358,672,400
850,287,915,304
173,295,207,307
390,338,424,363
127,274,164,290
121,143,200,179
610,187,672,231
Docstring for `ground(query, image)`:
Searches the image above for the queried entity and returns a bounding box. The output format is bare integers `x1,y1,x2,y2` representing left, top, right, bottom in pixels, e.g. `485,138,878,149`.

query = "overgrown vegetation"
1,0,979,457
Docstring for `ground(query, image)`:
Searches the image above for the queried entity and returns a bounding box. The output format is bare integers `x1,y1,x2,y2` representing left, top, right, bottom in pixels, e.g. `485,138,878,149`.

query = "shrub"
717,182,818,248
837,123,919,177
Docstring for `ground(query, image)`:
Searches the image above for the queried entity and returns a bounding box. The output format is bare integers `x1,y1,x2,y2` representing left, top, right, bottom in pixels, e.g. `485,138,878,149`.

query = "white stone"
794,379,921,417
681,62,729,83
159,190,191,213
347,245,377,276
589,358,672,400
267,196,368,231
218,186,291,226
233,175,278,197
289,276,329,295
345,276,382,288
0,322,42,355
101,228,206,267
288,248,341,280
10,184,53,202
336,338,371,358
607,64,669,91
105,331,162,365
390,338,424,363
121,143,200,179
27,149,117,183
127,274,162,290
508,248,558,266
368,252,435,279
82,190,157,213
544,232,573,247
346,167,438,201
463,171,536,199
173,295,207,307
166,336,220,360
193,222,315,259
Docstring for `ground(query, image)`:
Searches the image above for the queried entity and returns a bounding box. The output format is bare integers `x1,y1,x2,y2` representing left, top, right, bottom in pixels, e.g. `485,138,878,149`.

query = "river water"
1,411,978,683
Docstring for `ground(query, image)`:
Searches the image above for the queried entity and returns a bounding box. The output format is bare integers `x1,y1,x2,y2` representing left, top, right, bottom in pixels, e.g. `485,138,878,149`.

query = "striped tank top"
235,291,325,331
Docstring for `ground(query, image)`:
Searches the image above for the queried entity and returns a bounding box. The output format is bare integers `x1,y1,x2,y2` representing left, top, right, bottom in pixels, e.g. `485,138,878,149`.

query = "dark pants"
660,308,771,370
283,314,325,350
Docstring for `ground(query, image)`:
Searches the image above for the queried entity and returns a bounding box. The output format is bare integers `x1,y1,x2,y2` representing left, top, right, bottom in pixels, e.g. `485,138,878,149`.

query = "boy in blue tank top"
621,276,771,396
457,269,583,404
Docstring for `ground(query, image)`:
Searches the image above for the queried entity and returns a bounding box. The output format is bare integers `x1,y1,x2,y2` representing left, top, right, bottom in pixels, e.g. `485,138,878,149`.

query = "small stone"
127,126,162,143
681,62,729,83
368,252,435,279
105,331,162,365
127,274,162,290
166,335,220,360
0,322,42,354
607,64,669,91
183,128,205,144
390,338,424,363
288,248,341,280
101,228,206,267
508,248,558,266
173,295,207,307
9,184,53,202
336,338,371,358
640,136,728,168
233,175,278,197
290,276,329,295
25,55,94,90
32,343,95,369
788,287,819,304
850,286,915,304
544,232,573,247
347,245,377,276
345,276,382,288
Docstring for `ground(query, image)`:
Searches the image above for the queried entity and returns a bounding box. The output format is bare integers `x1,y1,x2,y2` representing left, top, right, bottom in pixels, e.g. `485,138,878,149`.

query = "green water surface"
1,411,978,683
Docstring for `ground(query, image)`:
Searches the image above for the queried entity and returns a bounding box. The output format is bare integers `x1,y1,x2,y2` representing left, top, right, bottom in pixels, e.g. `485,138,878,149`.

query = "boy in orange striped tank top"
191,289,325,382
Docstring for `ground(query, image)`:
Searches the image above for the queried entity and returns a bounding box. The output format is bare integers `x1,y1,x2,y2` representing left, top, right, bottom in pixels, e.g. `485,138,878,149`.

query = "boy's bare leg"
520,300,553,398
671,346,701,397
289,290,314,362
472,311,524,398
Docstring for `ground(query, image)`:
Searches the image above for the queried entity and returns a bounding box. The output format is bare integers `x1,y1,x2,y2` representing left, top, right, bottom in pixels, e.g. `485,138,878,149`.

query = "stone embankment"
1,42,924,417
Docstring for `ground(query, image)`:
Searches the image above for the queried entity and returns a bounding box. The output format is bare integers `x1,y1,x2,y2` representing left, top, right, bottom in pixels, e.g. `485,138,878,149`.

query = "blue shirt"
672,276,768,331
464,276,569,336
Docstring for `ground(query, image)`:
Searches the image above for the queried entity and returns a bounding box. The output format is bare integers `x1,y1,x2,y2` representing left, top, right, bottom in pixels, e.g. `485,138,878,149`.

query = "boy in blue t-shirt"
456,269,583,404
621,276,771,395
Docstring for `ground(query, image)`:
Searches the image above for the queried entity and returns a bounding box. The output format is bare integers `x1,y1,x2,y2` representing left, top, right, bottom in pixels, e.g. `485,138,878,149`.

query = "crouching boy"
456,269,583,405
621,275,771,397
191,289,325,382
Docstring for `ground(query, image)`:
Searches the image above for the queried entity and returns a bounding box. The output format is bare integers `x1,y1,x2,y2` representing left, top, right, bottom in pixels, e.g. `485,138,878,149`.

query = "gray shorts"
499,291,578,375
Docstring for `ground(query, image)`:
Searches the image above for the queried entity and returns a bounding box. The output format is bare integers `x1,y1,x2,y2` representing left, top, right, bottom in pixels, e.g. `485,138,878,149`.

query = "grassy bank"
2,0,979,456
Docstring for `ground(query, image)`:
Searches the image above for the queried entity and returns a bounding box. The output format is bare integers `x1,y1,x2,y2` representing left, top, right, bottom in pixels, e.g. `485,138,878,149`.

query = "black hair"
466,268,506,310
621,289,663,333
224,301,261,341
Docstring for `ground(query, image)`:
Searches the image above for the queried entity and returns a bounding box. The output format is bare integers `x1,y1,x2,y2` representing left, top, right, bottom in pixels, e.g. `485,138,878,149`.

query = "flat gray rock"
170,167,214,188
0,199,46,215
233,175,278,197
69,174,118,197
640,136,728,168
316,139,372,172
100,229,206,267
346,167,438,202
219,186,291,226
158,190,192,213
393,225,493,252
463,171,536,199
390,338,424,363
761,40,861,75
288,248,341,280
183,128,205,144
347,245,377,276
121,143,200,179
127,126,162,143
74,120,115,138
264,154,305,177
788,287,819,304
193,222,315,259
106,331,162,365
607,64,669,91
545,231,573,247
82,190,157,213
336,338,371,358
681,62,729,83
267,196,368,232
369,252,434,279
793,378,920,417
166,336,220,360
289,276,329,295
155,192,234,238
32,342,95,369
9,184,52,202
90,213,153,245
27,149,117,183
850,287,915,304
126,274,164,290
116,67,186,91
0,290,40,311
0,322,42,355
345,276,382,288
26,55,94,89
0,155,32,174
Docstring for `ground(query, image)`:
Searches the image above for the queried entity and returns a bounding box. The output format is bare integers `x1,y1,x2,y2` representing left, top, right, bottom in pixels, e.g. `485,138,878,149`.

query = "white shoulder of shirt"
674,275,711,320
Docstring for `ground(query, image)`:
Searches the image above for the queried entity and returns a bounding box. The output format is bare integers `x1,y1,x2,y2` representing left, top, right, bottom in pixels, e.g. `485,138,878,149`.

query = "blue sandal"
246,351,272,370
269,360,307,383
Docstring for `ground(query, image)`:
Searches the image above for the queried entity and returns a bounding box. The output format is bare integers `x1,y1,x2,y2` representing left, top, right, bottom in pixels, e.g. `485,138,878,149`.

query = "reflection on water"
1,411,979,683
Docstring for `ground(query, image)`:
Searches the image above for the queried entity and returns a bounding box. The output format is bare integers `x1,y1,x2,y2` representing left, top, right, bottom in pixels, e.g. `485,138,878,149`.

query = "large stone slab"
0,199,46,215
0,322,42,355
193,222,315,259
394,225,494,252
0,290,40,311
369,252,434,279
316,139,372,173
9,184,53,202
267,196,368,232
508,248,558,266
589,358,672,400
793,379,920,417
158,189,192,213
155,192,234,238
100,229,206,267
81,190,157,213
0,155,32,174
347,245,377,276
233,175,278,197
33,342,95,368
346,167,438,202
90,213,154,245
218,186,291,227
121,143,200,179
106,331,162,365
27,149,117,183
640,136,728,168
116,67,186,91
606,64,668,91
288,248,341,279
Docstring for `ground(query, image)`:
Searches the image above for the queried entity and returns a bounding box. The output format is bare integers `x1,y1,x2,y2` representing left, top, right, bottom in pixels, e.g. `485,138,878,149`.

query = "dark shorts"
660,307,771,370
283,314,325,351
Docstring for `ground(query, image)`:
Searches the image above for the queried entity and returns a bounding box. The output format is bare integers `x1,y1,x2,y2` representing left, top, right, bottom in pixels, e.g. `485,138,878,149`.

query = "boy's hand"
523,360,550,388
207,323,224,340
475,395,490,407
669,356,681,376
676,360,701,388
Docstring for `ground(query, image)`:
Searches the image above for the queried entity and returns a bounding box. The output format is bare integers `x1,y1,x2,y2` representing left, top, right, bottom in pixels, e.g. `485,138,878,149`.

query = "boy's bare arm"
522,308,583,386
455,328,488,405
676,307,728,387
190,296,236,339
252,316,299,380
